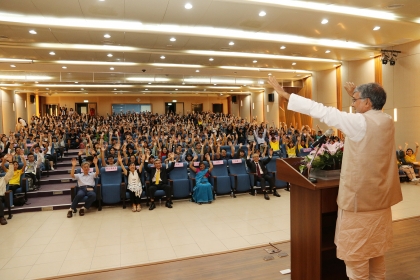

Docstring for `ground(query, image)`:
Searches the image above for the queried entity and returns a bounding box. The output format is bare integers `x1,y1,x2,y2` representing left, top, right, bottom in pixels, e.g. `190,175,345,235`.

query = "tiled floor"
1,182,419,280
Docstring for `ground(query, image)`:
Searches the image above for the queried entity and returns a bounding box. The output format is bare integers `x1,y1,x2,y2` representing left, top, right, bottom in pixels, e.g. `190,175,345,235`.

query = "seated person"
246,149,280,200
189,154,214,204
118,154,145,212
286,141,297,158
68,157,99,218
0,154,14,225
397,145,418,183
101,146,117,167
144,152,175,210
404,142,419,164
25,152,41,190
2,150,26,196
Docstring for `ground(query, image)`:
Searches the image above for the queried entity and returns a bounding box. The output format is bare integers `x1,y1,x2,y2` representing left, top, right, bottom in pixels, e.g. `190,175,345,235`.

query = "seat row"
71,157,289,210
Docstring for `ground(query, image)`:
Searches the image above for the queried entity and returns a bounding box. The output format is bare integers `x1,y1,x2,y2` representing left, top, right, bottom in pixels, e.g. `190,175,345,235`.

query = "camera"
142,69,146,72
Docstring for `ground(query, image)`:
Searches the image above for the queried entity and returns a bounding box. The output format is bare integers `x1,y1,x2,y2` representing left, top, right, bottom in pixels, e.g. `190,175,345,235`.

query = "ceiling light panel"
0,11,368,49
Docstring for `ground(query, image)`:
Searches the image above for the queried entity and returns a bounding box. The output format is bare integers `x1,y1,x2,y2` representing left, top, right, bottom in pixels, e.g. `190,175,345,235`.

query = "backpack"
13,194,26,206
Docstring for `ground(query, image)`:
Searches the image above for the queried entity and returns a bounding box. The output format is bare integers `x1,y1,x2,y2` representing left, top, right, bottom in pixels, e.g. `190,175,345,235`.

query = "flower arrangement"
300,142,344,173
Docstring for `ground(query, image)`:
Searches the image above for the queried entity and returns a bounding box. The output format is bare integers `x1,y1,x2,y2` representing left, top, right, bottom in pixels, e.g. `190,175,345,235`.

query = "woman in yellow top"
2,150,26,197
286,141,297,158
404,142,419,164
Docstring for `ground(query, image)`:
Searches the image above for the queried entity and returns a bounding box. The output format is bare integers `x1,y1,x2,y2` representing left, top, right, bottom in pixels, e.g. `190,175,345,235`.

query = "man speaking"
268,76,402,280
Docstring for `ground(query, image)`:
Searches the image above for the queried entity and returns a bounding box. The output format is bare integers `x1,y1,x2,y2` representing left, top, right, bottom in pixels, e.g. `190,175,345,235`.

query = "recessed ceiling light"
243,84,246,86
373,26,380,31
325,50,331,53
99,0,105,2
160,56,165,59
175,89,178,91
104,34,111,38
321,19,329,24
81,88,84,90
62,66,67,69
170,37,176,42
280,46,286,49
214,84,217,85
145,89,148,90
29,30,37,34
185,3,192,9
46,88,49,90
292,62,296,65
110,67,114,70
114,88,117,90
49,51,55,55
75,82,78,83
114,92,117,94
268,73,272,76
259,11,266,17
182,82,185,85
230,90,233,91
209,58,214,61
253,60,257,63
148,82,152,84
196,70,200,72
229,42,235,46
107,53,113,57
10,65,16,68
34,81,38,84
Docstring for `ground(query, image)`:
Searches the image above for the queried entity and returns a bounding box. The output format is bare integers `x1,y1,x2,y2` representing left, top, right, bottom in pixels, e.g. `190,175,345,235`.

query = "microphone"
310,129,334,148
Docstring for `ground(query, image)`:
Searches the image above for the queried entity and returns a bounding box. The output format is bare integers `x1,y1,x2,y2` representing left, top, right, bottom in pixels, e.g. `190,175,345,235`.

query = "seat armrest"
229,174,238,190
210,176,218,193
120,182,126,199
168,179,174,188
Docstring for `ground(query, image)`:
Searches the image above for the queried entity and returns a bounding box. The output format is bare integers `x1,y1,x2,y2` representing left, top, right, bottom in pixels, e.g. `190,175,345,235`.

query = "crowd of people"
0,107,417,224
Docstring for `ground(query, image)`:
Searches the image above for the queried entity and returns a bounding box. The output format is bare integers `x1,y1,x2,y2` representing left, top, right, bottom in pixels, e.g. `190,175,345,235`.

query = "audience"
2,109,414,220
0,154,14,225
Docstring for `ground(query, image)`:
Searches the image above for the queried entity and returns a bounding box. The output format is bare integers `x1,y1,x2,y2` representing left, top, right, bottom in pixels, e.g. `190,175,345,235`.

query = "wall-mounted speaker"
268,93,274,102
232,96,237,103
30,95,35,103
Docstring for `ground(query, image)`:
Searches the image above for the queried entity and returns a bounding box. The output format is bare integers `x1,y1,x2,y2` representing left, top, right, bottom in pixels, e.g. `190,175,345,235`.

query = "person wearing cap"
268,76,402,280
68,156,99,218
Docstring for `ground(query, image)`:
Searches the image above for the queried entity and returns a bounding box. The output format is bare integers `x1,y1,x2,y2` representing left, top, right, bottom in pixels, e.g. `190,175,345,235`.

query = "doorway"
75,102,97,116
212,103,223,113
165,102,184,115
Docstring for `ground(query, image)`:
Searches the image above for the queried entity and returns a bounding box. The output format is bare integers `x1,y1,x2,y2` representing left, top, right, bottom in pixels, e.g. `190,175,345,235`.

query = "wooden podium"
276,158,347,280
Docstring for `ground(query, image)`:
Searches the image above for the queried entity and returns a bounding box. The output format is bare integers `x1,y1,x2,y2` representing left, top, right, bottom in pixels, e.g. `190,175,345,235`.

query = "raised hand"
93,157,98,165
117,154,122,163
71,158,77,166
344,82,356,97
193,155,198,161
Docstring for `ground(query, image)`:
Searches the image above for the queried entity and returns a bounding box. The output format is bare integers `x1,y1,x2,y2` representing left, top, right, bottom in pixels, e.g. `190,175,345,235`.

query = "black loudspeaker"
232,96,237,103
30,95,35,103
268,93,274,102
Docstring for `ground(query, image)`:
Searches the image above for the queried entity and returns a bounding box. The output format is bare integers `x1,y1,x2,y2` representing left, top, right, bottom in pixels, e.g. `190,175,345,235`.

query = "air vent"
387,4,404,9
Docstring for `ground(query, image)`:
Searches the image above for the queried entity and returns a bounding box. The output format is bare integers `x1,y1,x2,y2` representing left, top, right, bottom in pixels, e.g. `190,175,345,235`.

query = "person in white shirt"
68,157,100,218
268,76,402,280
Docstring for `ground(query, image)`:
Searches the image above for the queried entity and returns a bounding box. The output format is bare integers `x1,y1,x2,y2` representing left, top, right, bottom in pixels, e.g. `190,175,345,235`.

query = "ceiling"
0,0,419,97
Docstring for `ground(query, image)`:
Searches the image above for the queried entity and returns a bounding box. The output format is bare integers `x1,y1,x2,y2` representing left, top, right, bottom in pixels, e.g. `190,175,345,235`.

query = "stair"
11,150,82,215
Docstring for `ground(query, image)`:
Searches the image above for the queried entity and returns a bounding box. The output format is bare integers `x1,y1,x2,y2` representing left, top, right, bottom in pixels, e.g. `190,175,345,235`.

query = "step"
27,182,74,198
10,195,73,215
40,173,73,184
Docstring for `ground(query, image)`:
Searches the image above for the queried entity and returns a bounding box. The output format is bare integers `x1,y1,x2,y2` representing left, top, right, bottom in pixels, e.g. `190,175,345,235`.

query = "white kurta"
288,94,394,261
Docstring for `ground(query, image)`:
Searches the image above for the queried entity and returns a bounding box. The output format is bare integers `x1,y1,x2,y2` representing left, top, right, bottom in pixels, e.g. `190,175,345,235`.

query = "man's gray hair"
355,83,386,110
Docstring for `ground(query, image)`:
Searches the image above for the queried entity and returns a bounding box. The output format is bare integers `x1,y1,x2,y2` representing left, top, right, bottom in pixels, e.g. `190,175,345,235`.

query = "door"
213,103,223,113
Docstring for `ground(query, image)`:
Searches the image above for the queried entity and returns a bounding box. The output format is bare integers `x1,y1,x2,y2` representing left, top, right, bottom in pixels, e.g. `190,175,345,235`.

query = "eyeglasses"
351,97,367,103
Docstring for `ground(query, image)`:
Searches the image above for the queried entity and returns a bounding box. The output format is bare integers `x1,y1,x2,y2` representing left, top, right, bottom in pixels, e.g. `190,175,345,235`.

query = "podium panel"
276,158,347,280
